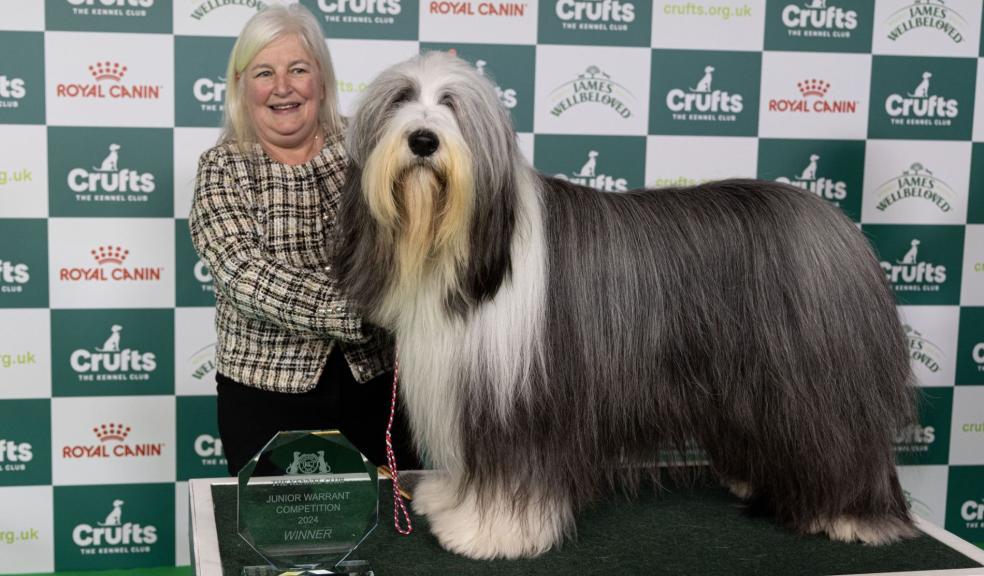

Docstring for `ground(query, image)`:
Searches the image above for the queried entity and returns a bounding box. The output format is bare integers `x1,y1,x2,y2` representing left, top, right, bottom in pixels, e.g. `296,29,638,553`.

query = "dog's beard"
362,129,475,311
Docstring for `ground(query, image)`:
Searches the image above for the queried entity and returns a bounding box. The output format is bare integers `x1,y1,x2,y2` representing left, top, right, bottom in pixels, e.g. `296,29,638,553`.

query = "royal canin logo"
429,1,527,17
62,422,164,459
58,245,163,282
768,78,858,114
56,61,161,100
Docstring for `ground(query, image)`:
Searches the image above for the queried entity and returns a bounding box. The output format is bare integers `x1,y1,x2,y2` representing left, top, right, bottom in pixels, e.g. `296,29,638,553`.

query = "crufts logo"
555,150,627,192
315,0,401,24
72,498,158,554
62,422,164,459
0,75,26,108
962,499,984,526
69,143,156,201
555,0,634,30
56,61,161,100
875,162,954,213
666,65,742,122
974,340,984,371
0,259,30,293
885,71,958,127
473,58,516,109
905,324,944,374
59,245,163,282
193,76,225,112
767,79,858,113
775,153,847,202
70,324,157,381
894,422,935,453
194,434,224,463
886,0,966,44
551,65,634,118
0,439,34,471
882,239,947,292
430,1,527,16
780,1,858,37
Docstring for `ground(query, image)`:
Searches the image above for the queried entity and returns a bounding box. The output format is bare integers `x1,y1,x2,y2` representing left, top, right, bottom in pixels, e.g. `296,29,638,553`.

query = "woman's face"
243,34,323,151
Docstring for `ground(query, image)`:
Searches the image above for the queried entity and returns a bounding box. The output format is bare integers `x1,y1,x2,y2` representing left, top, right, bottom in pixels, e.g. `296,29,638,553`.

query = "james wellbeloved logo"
549,65,636,119
45,0,171,33
865,224,964,305
55,484,174,570
884,1,968,44
0,400,51,486
907,322,946,373
874,162,956,214
0,32,45,124
535,135,645,193
300,0,418,40
55,61,161,101
0,220,48,309
894,388,951,465
766,78,859,114
869,56,975,140
539,0,651,46
59,246,163,283
651,50,760,136
189,0,268,20
765,0,873,52
52,309,174,397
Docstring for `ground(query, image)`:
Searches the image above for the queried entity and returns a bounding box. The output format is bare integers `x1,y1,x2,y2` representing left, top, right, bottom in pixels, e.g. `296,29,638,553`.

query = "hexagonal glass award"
238,431,378,576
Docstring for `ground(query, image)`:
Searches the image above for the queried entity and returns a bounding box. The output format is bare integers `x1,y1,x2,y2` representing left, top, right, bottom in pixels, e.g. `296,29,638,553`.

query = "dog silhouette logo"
285,451,330,475
96,325,123,352
899,239,921,265
804,0,827,7
799,154,820,180
575,151,599,177
908,72,932,98
98,499,125,527
691,66,715,93
94,144,121,173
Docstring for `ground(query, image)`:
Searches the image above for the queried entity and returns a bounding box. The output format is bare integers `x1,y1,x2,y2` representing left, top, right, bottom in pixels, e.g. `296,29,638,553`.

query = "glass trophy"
238,431,378,576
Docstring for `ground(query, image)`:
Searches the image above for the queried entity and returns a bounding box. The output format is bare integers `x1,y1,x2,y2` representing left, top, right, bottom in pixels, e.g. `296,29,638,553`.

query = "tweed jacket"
189,132,393,392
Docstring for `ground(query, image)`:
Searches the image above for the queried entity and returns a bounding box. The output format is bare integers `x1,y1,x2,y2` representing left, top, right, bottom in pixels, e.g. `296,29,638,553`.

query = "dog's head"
338,52,523,323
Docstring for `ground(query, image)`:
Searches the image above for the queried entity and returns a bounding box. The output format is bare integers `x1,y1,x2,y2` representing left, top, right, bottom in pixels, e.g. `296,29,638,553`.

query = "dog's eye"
439,94,456,112
392,88,413,106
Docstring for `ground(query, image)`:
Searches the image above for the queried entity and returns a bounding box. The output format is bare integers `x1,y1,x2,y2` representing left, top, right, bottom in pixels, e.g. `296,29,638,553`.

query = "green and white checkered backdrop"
1,0,983,572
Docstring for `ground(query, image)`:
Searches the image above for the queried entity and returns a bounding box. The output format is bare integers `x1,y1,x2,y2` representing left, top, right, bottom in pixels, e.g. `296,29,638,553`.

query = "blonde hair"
221,3,342,146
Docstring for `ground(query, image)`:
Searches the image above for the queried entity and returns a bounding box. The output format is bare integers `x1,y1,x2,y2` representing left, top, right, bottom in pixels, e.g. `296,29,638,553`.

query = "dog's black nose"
408,129,439,157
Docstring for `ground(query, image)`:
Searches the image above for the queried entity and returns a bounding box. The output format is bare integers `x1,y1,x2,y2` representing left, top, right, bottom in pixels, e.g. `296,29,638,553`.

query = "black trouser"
216,349,420,476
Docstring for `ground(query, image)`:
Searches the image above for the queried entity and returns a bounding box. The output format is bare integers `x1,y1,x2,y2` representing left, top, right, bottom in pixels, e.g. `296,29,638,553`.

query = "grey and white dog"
335,52,917,560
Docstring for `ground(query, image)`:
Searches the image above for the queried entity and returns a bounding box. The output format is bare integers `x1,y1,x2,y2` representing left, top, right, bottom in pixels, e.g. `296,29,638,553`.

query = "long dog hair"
335,51,917,559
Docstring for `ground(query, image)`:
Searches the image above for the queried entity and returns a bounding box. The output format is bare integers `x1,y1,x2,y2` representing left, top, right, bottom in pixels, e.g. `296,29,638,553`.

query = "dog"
98,324,123,352
576,150,599,177
692,65,715,93
335,52,917,560
99,499,124,526
909,72,932,98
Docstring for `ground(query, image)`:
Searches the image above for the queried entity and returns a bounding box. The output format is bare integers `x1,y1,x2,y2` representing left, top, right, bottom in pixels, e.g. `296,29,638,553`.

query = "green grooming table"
189,474,984,576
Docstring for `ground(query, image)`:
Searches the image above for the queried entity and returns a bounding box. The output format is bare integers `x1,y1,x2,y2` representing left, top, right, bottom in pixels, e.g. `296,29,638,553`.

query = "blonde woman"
189,4,417,475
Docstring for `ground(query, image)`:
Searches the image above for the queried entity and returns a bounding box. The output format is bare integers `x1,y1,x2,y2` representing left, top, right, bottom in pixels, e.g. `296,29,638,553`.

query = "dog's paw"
724,479,754,500
806,515,919,545
411,472,456,518
423,486,572,559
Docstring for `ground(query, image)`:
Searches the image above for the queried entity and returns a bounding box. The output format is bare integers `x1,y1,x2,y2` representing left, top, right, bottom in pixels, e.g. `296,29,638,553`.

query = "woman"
189,4,416,475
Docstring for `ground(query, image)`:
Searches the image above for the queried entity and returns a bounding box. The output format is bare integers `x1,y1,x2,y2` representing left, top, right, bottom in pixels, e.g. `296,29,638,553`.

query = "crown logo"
89,61,127,82
797,79,830,98
93,423,131,442
91,246,129,265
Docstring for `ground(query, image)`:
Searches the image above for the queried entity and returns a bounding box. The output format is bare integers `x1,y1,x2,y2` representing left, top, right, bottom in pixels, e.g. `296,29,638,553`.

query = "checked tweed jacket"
189,132,393,392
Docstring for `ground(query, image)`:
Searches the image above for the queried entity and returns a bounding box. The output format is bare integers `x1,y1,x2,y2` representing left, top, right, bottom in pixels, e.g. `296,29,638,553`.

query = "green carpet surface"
209,480,982,576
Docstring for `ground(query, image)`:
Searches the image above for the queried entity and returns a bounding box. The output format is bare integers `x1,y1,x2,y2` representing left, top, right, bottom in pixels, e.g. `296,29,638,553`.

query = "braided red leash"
385,356,413,535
